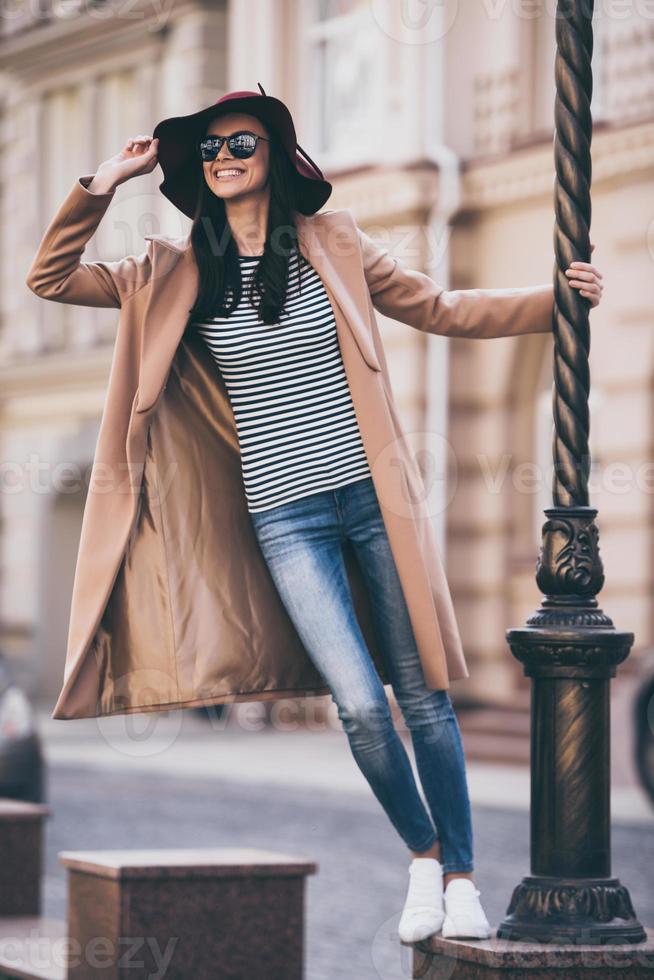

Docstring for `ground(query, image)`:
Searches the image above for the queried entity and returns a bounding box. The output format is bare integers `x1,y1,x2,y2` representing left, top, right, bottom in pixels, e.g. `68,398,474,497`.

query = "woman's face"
202,112,271,202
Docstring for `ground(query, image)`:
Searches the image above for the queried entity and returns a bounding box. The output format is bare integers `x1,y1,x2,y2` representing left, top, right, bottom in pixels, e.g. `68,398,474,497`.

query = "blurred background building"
1,0,653,760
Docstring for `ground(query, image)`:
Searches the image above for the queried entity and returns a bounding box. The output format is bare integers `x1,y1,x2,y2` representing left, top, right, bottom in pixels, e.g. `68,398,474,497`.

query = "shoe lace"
445,884,482,911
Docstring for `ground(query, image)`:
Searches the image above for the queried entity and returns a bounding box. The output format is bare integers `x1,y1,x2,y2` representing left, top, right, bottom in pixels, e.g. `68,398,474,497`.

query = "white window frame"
300,0,385,173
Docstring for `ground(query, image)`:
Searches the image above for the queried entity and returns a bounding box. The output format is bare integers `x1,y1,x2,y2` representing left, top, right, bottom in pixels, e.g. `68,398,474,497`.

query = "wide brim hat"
153,82,332,218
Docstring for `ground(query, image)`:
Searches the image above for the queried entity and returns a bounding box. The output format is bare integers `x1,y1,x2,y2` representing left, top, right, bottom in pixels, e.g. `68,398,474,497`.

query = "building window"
42,87,84,222
527,4,654,134
305,0,383,168
596,13,654,125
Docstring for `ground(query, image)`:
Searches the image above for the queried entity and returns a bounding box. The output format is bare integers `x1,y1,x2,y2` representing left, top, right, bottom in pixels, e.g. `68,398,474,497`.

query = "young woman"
29,85,603,945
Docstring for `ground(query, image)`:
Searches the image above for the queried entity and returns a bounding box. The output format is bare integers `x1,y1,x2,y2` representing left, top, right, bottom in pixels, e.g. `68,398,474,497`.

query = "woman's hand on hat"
89,136,160,194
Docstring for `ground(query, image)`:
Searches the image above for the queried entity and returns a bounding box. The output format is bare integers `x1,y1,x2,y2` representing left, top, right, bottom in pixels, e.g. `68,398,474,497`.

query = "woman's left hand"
565,243,604,308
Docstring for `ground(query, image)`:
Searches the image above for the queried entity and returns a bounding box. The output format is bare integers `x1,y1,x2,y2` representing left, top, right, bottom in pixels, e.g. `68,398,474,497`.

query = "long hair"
187,133,305,326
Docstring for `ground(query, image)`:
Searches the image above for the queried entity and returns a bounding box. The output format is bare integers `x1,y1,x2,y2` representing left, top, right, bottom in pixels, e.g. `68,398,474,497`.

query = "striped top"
191,244,372,513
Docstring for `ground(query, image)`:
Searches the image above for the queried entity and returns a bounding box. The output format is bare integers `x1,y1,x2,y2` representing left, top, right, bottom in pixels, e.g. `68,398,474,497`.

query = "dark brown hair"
187,128,305,326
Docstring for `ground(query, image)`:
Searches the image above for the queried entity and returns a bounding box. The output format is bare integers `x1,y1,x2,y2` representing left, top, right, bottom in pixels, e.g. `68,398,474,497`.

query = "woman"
27,85,603,945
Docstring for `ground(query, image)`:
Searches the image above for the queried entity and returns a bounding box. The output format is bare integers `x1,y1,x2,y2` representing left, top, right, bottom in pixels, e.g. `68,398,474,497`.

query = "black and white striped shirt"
192,245,372,513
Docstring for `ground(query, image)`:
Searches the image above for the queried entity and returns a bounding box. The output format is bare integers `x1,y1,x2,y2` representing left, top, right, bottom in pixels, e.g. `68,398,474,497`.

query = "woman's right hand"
87,136,160,194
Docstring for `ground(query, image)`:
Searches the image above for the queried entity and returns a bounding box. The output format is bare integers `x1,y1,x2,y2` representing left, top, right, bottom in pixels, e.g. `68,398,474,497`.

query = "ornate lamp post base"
498,875,646,945
497,506,646,945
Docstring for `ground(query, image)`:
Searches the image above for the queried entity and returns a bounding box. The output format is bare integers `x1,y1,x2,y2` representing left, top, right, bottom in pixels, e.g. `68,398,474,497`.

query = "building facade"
1,0,653,713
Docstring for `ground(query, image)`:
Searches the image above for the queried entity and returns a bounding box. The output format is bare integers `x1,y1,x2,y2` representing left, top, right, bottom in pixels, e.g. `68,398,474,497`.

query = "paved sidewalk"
33,702,654,980
42,763,654,980
35,702,654,826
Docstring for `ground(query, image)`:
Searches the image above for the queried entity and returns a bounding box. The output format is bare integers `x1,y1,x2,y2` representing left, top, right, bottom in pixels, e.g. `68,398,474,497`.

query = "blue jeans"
250,475,474,874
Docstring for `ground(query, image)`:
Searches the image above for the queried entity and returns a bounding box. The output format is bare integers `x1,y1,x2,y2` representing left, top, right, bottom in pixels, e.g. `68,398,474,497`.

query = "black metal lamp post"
497,0,647,944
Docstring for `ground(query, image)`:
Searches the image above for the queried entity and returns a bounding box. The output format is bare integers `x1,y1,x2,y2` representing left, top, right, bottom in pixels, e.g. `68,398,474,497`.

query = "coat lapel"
135,242,198,413
299,212,382,373
136,209,380,414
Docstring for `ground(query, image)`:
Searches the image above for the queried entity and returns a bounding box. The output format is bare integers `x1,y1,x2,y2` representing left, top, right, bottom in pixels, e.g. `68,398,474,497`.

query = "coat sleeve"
25,174,152,308
356,226,554,338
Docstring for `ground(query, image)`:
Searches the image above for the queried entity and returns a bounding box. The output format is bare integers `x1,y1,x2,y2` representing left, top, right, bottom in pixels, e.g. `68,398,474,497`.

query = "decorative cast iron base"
497,876,647,944
501,505,646,946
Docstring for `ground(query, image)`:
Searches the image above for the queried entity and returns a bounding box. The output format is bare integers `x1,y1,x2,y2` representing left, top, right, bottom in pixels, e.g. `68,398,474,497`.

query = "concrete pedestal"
408,928,654,978
60,847,317,980
0,799,50,917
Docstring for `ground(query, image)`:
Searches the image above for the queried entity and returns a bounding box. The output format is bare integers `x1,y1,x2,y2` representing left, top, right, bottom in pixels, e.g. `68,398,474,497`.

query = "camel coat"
25,174,554,720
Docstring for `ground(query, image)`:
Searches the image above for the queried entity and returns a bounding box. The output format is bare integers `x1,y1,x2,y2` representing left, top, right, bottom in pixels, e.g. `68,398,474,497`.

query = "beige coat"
26,175,554,720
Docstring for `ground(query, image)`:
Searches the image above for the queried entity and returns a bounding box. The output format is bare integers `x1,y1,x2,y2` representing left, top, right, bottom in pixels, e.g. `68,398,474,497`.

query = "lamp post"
497,0,646,944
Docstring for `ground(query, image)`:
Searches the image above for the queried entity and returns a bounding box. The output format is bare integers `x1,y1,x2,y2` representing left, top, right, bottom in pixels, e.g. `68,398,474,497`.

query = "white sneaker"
398,857,445,943
442,877,492,939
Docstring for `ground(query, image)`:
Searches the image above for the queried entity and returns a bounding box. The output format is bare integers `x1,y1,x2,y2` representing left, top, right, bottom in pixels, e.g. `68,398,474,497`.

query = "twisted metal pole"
497,0,646,944
551,0,593,510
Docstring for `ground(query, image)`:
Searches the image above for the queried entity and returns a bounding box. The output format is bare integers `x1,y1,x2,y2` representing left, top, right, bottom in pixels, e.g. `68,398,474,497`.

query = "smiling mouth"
214,169,245,181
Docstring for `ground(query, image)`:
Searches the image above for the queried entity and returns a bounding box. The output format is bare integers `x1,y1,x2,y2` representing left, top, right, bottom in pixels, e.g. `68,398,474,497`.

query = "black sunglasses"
198,130,272,161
